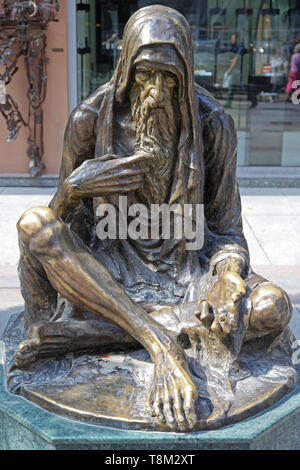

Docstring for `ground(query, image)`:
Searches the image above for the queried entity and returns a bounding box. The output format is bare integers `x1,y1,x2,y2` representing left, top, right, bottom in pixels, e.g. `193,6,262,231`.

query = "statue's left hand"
195,271,247,341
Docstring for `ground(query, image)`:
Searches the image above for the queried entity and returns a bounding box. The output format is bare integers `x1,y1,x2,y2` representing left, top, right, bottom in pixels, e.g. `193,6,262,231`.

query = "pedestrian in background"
286,43,300,101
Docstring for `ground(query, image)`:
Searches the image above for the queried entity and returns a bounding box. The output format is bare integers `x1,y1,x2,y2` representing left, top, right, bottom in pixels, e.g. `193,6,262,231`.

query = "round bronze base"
3,313,297,432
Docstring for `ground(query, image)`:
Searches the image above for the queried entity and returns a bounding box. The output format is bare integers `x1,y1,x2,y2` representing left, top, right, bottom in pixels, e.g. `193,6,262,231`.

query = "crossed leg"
15,206,292,429
15,205,198,430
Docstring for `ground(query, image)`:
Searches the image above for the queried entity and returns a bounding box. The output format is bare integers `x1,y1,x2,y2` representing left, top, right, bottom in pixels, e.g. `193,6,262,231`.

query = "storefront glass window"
76,0,300,166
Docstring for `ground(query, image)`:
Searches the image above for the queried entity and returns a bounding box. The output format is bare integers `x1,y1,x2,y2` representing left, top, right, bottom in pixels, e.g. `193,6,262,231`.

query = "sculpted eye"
165,73,177,86
135,70,151,81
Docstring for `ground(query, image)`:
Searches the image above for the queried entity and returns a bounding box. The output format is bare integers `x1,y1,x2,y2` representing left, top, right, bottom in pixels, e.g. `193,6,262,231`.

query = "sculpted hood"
99,5,204,264
96,5,204,213
117,5,203,196
51,6,248,304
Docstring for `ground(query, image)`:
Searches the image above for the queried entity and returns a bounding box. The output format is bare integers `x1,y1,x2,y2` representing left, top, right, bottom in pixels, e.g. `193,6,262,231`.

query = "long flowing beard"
130,87,178,206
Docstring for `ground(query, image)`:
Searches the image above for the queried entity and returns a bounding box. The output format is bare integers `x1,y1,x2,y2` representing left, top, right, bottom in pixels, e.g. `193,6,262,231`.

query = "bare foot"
14,321,75,368
15,337,41,368
15,322,47,368
147,342,198,431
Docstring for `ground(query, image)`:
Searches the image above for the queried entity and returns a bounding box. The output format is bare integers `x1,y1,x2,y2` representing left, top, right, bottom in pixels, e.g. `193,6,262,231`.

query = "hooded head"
95,5,204,262
115,5,195,104
113,5,203,205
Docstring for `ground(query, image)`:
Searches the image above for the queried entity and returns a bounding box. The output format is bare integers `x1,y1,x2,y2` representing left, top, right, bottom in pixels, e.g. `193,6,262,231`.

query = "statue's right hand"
64,153,151,199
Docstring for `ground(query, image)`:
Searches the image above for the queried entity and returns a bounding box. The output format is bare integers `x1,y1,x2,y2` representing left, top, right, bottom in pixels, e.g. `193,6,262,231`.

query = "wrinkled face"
130,59,180,205
133,61,178,107
131,60,179,141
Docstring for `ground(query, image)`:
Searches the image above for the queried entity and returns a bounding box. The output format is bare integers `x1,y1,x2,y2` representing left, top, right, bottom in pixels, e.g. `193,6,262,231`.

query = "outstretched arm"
202,110,249,278
196,110,250,346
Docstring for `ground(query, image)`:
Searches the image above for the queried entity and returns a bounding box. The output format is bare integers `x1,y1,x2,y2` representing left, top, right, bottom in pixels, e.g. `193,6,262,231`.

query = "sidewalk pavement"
0,186,299,340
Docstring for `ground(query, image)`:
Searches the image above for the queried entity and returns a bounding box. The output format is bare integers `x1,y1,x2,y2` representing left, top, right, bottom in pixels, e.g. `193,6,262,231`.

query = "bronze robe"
50,7,249,307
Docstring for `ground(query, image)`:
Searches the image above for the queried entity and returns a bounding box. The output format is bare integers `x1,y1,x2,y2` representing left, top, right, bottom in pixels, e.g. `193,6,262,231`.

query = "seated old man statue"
13,6,294,431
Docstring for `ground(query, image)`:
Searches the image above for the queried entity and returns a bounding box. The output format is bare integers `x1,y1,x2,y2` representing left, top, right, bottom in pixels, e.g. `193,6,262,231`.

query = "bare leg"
17,235,141,365
16,206,198,430
17,239,185,367
18,230,57,328
246,281,292,340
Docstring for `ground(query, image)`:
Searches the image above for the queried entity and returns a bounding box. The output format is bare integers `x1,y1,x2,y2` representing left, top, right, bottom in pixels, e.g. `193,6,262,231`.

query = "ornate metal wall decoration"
0,0,59,176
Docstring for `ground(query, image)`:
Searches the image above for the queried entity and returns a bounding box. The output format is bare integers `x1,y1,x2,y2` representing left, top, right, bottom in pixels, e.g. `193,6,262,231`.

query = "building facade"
1,0,300,175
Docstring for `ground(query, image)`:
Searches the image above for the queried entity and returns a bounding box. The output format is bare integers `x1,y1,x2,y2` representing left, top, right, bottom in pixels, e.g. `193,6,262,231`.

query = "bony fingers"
114,153,152,169
94,154,119,163
101,168,146,179
126,167,150,175
114,176,144,185
131,152,152,161
162,402,176,429
200,300,214,327
211,318,225,340
194,299,203,319
112,167,150,177
99,175,144,186
102,182,142,193
91,184,138,195
121,183,143,192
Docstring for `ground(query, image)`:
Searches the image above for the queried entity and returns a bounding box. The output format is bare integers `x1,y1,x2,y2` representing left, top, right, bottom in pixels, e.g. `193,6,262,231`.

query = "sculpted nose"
150,72,164,103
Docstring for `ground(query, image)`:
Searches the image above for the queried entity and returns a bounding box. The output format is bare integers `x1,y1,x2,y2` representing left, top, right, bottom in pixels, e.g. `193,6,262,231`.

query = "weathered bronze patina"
3,5,297,432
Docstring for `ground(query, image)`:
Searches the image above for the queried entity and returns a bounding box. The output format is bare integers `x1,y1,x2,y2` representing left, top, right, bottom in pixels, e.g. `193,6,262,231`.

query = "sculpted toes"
184,389,198,428
14,338,41,368
153,396,165,423
19,338,40,353
172,387,187,429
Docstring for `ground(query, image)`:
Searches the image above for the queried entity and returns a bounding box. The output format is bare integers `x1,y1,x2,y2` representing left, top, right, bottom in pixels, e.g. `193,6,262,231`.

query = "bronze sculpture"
3,5,297,432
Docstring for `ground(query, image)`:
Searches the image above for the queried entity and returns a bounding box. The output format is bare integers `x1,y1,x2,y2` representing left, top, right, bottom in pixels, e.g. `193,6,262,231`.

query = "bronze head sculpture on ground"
3,5,297,432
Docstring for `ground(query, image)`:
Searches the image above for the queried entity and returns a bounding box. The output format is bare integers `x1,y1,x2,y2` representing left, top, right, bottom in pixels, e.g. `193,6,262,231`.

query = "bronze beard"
130,84,179,206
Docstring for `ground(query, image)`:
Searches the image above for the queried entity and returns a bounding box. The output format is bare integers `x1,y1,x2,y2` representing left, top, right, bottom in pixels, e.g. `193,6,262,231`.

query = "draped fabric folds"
50,6,249,306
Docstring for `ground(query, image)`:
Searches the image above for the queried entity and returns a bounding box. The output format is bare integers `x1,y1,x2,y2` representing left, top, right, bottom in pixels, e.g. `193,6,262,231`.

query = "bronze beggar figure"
3,6,297,432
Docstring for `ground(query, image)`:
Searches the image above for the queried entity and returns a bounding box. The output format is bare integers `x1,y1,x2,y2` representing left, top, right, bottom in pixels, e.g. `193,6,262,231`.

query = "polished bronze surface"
3,5,297,432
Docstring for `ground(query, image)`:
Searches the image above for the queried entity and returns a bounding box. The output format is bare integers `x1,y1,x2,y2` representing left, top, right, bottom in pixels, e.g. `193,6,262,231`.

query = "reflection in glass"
76,0,300,167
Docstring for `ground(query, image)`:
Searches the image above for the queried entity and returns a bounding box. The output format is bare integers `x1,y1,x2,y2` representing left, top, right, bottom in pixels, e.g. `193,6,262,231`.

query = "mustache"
130,85,178,205
141,98,175,139
130,86,176,144
130,83,173,112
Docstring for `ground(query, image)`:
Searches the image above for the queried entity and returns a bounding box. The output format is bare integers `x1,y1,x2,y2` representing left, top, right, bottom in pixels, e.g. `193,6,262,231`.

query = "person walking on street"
286,43,300,101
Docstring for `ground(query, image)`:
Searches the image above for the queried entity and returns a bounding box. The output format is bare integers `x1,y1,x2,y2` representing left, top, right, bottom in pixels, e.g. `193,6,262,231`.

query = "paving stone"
245,215,300,265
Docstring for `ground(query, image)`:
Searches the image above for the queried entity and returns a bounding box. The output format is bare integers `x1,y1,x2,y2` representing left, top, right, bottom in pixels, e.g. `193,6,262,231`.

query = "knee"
249,283,292,333
17,206,58,247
